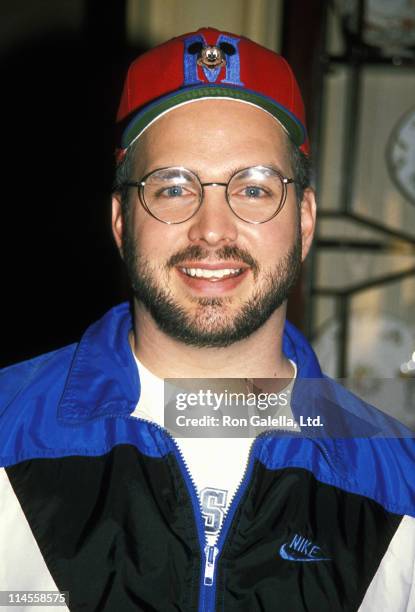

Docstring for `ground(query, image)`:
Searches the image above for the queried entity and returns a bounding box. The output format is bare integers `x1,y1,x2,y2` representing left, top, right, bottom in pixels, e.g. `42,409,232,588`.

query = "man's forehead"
131,98,292,174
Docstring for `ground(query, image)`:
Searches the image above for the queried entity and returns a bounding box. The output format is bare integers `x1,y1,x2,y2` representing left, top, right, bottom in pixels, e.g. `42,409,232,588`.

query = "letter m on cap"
183,33,243,86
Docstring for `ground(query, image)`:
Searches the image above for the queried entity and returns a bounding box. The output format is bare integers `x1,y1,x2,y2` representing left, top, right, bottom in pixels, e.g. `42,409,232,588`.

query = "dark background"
1,2,144,366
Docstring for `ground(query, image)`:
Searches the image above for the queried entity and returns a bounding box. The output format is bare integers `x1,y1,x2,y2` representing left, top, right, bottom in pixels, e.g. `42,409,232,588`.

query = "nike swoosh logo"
279,543,331,562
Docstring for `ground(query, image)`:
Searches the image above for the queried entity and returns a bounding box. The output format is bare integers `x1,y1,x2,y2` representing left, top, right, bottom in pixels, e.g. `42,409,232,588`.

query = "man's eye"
153,182,196,201
242,185,267,198
164,185,184,197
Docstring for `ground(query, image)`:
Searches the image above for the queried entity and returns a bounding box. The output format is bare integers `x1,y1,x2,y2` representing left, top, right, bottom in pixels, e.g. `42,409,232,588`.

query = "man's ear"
112,193,124,258
300,187,317,262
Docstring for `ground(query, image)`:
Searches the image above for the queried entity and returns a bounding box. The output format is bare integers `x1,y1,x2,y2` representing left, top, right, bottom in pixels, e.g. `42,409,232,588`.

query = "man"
0,27,414,612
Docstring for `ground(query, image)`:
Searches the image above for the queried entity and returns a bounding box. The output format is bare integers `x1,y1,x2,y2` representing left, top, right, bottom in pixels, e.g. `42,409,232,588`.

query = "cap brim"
121,84,306,150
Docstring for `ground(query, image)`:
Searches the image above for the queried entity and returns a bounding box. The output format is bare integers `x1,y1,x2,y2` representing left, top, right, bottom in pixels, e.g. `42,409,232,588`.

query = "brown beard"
122,230,302,348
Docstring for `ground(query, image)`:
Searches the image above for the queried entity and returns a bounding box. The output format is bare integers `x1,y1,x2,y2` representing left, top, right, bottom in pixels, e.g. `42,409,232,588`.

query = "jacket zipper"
127,415,254,610
163,423,277,611
127,416,219,609
203,544,219,586
199,429,277,612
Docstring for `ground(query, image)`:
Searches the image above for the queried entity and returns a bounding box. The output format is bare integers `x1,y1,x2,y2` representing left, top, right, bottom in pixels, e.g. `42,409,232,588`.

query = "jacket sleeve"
358,514,415,611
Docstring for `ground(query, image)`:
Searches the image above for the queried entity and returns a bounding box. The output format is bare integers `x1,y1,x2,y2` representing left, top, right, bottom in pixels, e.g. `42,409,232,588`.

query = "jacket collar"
58,303,139,423
58,302,323,424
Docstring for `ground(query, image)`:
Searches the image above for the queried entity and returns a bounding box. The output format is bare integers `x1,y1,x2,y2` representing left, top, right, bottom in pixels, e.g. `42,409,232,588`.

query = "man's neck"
130,302,294,379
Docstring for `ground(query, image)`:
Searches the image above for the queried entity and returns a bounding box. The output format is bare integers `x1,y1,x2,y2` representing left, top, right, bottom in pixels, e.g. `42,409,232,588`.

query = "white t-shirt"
131,355,297,545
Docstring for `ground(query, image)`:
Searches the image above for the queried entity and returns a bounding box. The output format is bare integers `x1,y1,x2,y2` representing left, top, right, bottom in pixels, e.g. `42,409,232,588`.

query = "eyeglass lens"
142,168,200,223
141,166,286,223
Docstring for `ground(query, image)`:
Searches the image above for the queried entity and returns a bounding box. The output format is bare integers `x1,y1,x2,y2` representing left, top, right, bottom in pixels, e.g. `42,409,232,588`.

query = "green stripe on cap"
122,86,305,149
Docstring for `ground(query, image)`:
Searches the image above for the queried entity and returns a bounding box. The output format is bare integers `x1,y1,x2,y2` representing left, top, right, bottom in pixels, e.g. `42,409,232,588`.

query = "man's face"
112,100,315,347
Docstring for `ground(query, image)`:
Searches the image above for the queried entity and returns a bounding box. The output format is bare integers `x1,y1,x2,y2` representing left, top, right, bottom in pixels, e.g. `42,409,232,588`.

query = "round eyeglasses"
123,165,296,225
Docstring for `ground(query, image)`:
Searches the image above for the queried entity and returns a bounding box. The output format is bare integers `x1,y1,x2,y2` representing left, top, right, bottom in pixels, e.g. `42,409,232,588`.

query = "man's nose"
187,185,238,246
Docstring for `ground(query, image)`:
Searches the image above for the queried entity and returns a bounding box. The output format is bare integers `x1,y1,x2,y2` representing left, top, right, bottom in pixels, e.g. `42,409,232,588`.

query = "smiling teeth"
181,268,242,279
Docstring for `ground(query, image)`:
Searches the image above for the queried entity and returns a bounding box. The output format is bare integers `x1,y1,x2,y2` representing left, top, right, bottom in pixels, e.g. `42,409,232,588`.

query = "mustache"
167,245,259,274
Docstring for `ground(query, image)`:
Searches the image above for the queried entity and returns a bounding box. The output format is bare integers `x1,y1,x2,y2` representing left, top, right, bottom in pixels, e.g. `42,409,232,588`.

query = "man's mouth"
175,262,249,294
179,267,243,281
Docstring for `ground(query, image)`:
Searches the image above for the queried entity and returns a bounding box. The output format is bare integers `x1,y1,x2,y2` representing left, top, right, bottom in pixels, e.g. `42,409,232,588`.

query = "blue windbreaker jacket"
0,302,414,611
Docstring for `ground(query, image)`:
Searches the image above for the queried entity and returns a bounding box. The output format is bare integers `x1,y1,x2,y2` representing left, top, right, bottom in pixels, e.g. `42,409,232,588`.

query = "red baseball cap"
116,27,309,160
